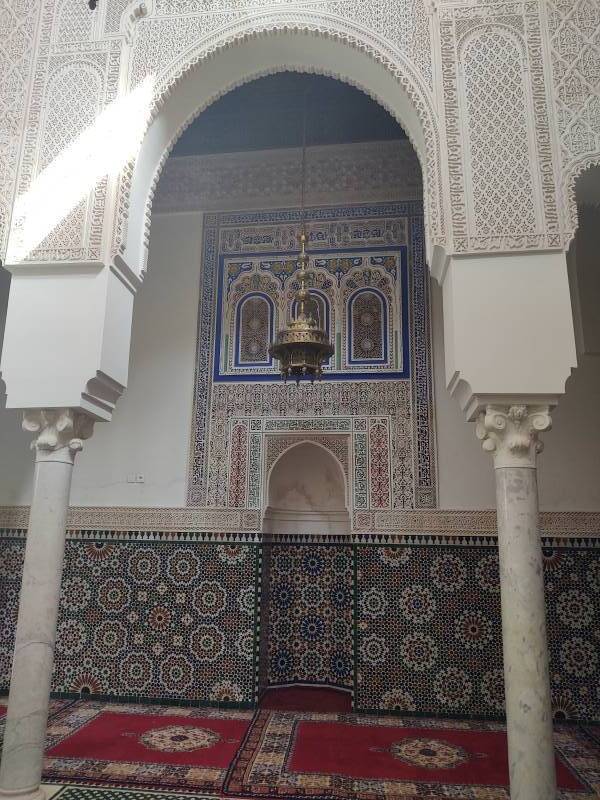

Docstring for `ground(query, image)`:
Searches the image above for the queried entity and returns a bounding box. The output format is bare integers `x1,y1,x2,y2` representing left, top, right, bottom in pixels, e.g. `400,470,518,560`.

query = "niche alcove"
263,441,351,536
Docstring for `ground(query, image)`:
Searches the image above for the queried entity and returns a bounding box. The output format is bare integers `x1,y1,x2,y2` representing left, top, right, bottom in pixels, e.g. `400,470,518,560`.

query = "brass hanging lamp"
269,91,334,384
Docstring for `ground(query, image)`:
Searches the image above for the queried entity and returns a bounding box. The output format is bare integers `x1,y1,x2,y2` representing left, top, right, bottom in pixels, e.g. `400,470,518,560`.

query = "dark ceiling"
172,73,406,157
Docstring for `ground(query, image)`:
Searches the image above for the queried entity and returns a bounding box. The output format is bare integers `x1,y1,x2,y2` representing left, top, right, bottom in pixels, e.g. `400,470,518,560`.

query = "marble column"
476,405,556,800
0,410,94,800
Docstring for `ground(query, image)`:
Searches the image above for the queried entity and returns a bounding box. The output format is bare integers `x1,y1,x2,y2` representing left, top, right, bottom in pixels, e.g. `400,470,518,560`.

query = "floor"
0,689,599,800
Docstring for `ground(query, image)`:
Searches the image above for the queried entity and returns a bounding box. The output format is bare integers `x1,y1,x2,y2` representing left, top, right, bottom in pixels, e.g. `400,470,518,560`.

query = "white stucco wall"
0,206,598,511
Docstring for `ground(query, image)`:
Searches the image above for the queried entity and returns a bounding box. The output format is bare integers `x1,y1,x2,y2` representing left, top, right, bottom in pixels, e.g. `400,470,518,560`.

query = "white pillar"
0,410,94,800
477,405,556,800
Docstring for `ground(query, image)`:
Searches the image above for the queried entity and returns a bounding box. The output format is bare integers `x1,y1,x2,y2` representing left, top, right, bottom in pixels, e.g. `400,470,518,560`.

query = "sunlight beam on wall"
7,75,155,265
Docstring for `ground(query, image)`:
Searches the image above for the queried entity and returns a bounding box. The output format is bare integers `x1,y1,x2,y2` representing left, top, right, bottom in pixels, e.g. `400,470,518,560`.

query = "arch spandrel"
115,11,445,276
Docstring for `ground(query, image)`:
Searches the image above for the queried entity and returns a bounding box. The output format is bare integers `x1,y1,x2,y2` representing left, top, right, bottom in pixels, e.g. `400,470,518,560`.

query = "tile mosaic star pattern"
1,534,599,721
544,545,600,721
264,545,354,691
10,538,260,704
355,544,600,719
355,544,504,715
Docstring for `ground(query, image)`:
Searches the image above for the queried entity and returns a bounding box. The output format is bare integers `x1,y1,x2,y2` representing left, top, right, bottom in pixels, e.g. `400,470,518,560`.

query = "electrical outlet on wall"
136,474,145,484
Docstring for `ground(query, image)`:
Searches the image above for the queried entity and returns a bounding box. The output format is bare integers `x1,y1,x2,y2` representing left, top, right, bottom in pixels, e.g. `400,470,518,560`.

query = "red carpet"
224,710,595,799
43,701,253,792
0,705,6,718
260,686,351,713
4,698,592,798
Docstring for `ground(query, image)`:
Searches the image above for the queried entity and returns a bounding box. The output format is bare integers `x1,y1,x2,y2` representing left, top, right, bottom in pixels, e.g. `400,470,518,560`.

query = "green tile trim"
51,787,219,800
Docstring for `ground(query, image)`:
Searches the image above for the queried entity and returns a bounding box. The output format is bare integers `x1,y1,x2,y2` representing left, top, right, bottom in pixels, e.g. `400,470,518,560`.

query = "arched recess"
263,441,351,536
564,153,600,250
347,287,388,365
565,162,600,357
116,12,444,276
234,292,274,368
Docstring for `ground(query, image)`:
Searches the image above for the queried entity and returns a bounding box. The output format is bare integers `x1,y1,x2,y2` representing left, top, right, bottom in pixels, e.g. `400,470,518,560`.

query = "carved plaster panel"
0,506,599,538
9,16,123,264
0,0,585,267
439,2,561,253
0,0,41,261
544,0,600,242
153,141,423,214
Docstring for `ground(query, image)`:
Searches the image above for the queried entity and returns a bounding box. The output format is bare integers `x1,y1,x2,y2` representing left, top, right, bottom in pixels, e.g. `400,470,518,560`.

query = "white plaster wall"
0,268,32,505
67,211,203,506
0,209,598,511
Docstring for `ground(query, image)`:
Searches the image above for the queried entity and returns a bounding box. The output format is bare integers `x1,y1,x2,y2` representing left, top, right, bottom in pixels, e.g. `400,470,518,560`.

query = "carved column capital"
475,405,552,468
22,409,95,464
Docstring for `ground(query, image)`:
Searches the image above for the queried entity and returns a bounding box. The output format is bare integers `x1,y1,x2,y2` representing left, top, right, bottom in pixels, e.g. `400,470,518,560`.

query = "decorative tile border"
1,507,599,537
52,787,219,800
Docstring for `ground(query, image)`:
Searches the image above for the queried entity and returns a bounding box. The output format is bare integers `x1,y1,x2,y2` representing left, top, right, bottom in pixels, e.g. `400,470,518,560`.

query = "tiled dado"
0,533,261,707
0,527,599,721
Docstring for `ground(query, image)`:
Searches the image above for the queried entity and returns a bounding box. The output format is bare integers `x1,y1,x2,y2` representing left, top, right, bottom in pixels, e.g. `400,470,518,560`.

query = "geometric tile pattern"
0,538,24,690
264,545,354,691
1,533,599,721
50,540,260,705
355,544,504,716
544,545,600,722
52,788,218,800
355,543,600,721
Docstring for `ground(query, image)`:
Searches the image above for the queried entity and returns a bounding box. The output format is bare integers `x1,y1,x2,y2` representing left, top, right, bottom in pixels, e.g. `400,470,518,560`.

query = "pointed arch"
114,12,444,275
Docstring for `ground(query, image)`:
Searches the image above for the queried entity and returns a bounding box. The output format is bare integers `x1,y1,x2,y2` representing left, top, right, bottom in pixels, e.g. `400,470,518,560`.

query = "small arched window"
348,289,387,364
234,293,274,367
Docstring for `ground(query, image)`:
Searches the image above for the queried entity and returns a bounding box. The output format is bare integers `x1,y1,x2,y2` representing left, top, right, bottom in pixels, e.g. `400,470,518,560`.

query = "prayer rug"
43,700,253,793
224,710,598,799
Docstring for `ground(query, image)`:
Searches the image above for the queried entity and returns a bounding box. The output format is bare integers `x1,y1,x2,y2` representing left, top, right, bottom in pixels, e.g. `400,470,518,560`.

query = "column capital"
22,409,95,464
475,404,552,468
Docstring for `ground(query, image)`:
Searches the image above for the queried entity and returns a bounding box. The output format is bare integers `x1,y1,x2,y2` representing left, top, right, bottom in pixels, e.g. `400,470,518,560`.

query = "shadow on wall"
263,442,350,535
0,269,34,504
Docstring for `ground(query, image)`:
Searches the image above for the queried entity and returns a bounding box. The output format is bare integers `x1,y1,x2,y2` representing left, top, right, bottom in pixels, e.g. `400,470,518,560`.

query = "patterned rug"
43,701,253,793
51,787,219,800
0,697,75,737
581,726,600,748
224,710,599,799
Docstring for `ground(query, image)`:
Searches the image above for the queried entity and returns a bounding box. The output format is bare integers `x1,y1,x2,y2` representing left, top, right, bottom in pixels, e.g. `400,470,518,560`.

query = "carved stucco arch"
564,153,600,249
117,10,445,276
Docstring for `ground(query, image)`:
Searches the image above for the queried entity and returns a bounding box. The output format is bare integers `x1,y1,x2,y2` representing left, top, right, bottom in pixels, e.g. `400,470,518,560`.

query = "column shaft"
495,465,556,800
0,408,93,800
0,454,74,798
